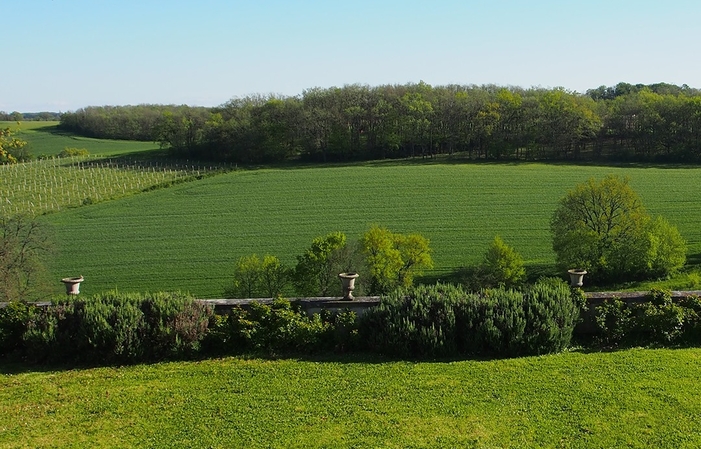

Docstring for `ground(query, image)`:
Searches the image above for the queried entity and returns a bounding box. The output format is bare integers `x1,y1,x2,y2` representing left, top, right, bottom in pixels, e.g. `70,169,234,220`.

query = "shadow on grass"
0,349,547,375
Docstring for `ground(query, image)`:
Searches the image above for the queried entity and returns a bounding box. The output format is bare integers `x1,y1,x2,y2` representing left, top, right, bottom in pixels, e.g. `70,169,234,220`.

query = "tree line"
58,82,701,163
0,111,61,121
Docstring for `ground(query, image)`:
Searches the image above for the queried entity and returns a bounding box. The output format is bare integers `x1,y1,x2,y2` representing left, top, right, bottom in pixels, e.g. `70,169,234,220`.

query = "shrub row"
0,291,212,364
361,279,584,358
18,280,700,365
595,288,701,345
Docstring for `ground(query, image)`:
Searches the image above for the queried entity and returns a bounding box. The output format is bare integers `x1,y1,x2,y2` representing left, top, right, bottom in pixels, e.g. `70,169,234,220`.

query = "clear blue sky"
4,0,701,112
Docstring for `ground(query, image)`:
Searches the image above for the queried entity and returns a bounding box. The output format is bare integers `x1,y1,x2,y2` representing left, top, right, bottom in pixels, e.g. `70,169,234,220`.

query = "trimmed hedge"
17,291,212,364
9,283,701,365
361,279,583,358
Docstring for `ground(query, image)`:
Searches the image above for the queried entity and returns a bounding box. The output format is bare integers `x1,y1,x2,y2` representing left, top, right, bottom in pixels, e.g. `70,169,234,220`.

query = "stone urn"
567,269,587,288
61,276,84,295
338,272,360,301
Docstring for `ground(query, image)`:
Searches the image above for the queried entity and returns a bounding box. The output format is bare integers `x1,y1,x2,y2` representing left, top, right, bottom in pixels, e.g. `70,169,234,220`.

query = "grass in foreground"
1,348,700,448
41,162,701,297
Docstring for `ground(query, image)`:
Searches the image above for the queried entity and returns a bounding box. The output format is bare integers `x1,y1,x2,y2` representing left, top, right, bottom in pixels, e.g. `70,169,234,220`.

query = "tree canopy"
57,82,701,164
551,175,686,282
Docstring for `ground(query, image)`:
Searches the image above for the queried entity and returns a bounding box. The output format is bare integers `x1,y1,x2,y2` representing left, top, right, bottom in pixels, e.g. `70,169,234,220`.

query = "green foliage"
44,82,701,166
225,254,262,298
0,127,27,164
21,291,212,363
221,298,332,354
294,232,348,296
522,280,580,354
551,175,686,283
595,289,701,346
0,301,36,356
454,287,526,357
480,235,526,288
595,298,634,345
259,255,290,297
644,216,687,277
361,225,433,294
362,283,461,357
362,280,581,358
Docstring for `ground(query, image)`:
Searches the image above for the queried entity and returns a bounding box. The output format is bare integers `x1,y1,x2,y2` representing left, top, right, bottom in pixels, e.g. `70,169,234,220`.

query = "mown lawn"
1,348,700,448
41,161,701,297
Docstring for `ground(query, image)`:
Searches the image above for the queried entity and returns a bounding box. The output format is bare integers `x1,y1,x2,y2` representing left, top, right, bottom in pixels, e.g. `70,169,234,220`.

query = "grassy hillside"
2,349,701,448
40,161,701,298
0,121,158,156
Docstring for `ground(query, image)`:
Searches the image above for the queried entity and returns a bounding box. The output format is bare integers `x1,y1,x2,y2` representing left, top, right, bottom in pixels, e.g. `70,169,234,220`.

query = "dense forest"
58,82,701,163
0,111,61,121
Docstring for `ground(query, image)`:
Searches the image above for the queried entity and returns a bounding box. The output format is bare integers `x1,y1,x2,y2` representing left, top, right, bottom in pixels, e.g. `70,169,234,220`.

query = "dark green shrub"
454,288,526,357
139,292,212,359
0,301,36,356
522,280,580,354
328,310,361,352
678,295,701,343
23,291,212,364
362,283,462,357
633,289,684,344
224,298,332,354
595,289,690,346
595,297,633,345
362,281,582,358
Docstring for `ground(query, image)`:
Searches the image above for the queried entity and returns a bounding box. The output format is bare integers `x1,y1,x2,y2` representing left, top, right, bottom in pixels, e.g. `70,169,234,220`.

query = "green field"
2,348,701,448
0,121,158,156
39,161,701,298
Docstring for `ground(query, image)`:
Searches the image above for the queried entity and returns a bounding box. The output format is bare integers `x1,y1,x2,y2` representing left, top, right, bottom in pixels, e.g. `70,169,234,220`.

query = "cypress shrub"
362,280,581,358
22,291,212,364
362,283,463,357
454,288,526,357
523,281,580,354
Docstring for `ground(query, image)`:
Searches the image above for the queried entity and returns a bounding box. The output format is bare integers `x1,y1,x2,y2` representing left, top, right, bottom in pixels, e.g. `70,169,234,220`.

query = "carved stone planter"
567,269,587,288
338,272,360,301
61,276,84,295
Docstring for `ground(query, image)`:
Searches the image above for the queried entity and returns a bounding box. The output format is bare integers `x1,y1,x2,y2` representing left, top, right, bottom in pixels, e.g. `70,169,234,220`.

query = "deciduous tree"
551,175,685,282
361,225,433,294
0,215,53,301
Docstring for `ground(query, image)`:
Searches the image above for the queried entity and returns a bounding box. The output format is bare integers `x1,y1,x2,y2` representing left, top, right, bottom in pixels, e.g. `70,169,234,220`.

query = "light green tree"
226,254,263,298
482,235,526,287
551,175,686,282
361,225,433,294
260,255,289,298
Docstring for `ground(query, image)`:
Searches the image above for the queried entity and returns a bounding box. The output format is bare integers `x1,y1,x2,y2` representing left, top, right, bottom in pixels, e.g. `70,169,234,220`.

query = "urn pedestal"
338,273,359,301
61,276,84,295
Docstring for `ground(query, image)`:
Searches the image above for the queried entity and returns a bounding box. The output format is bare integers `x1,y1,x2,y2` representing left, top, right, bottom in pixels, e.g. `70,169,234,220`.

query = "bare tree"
0,215,53,302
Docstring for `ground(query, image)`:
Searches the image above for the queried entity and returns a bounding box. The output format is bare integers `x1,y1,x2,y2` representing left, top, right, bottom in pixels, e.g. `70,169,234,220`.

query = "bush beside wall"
19,291,212,364
361,279,583,358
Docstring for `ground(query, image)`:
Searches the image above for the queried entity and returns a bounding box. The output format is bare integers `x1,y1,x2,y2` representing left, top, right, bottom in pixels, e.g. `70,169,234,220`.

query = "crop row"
0,156,225,216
